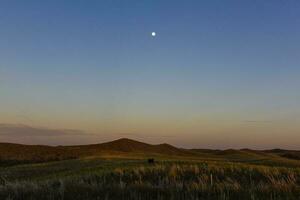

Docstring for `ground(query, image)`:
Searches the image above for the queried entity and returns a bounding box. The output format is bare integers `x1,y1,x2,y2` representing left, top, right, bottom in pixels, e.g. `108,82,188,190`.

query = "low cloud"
0,123,102,145
0,123,88,137
242,120,273,123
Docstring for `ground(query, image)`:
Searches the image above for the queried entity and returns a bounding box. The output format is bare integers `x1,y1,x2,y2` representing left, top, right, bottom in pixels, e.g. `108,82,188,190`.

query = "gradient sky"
1,1,300,149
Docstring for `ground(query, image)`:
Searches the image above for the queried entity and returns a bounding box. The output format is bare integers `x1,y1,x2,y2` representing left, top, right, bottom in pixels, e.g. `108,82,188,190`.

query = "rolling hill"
0,138,189,163
68,138,186,155
1,138,300,167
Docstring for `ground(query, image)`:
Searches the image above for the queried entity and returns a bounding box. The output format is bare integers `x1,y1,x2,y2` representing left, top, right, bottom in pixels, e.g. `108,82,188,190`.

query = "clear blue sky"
1,1,300,149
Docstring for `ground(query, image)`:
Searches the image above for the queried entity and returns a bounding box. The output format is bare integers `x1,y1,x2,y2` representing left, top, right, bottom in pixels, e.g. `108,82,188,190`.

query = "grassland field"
0,139,300,199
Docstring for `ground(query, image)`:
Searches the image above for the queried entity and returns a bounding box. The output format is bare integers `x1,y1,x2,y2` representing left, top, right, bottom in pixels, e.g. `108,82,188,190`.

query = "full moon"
151,32,156,37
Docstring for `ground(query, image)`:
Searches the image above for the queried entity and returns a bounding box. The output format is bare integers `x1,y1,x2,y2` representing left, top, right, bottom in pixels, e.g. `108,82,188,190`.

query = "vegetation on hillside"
1,138,300,167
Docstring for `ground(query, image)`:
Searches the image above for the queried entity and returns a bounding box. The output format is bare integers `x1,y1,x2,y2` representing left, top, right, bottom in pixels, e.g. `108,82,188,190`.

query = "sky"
0,0,300,149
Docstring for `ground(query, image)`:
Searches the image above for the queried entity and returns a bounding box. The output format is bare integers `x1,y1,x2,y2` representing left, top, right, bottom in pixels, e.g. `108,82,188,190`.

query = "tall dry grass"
0,163,299,199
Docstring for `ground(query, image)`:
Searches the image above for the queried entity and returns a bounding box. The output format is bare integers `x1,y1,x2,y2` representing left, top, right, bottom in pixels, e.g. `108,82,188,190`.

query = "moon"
151,32,156,37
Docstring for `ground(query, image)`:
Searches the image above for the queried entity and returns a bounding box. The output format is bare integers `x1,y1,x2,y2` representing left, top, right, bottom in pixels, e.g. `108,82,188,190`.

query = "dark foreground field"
0,139,300,200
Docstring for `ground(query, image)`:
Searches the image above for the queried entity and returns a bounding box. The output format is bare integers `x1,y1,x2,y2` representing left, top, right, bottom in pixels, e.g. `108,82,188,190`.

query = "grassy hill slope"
1,138,300,167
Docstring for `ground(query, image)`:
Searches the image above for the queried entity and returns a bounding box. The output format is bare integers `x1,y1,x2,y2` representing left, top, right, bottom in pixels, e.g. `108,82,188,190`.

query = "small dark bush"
148,158,154,164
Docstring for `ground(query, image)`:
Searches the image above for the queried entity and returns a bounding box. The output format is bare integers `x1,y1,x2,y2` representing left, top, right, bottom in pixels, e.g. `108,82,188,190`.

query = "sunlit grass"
0,159,299,199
